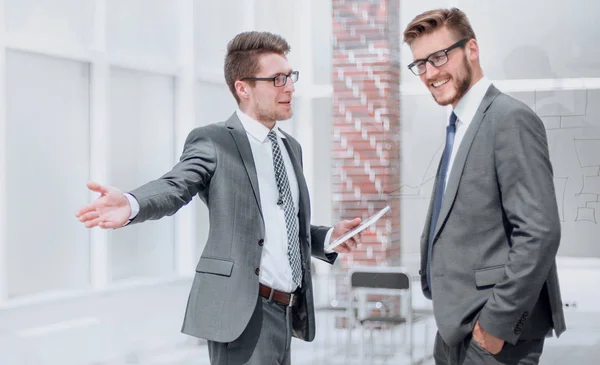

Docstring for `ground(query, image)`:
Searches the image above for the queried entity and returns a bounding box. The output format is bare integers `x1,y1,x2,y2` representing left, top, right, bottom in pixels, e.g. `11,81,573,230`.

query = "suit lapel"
226,113,263,217
280,131,310,241
421,160,442,263
433,85,501,239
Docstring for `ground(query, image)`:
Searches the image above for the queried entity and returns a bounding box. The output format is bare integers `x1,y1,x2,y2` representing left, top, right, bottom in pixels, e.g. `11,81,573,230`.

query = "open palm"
75,181,131,229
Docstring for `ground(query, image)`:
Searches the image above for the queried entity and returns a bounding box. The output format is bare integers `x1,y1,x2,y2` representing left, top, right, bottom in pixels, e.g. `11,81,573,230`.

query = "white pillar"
0,0,8,302
89,0,110,289
174,0,197,276
294,0,315,200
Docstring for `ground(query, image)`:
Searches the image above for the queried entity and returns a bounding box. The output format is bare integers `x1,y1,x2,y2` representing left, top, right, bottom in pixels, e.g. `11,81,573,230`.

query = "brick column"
332,0,401,268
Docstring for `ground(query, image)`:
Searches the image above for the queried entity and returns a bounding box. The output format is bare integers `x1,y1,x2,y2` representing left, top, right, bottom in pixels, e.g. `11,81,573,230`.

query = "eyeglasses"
407,39,470,76
241,70,299,87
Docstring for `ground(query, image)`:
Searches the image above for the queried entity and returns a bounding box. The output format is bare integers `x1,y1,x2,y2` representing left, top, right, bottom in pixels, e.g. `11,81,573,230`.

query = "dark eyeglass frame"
241,70,299,87
407,38,470,76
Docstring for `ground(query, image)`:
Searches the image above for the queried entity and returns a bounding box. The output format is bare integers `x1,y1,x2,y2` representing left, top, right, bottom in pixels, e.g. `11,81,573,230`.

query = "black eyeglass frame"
407,38,470,76
241,70,299,87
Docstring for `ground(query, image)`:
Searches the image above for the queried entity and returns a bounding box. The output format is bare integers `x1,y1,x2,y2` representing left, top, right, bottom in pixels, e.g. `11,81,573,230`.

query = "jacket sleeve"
128,127,217,224
310,225,337,264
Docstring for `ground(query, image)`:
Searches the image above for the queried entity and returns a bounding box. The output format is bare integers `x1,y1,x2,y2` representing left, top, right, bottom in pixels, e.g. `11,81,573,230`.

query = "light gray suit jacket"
421,85,566,347
128,113,336,343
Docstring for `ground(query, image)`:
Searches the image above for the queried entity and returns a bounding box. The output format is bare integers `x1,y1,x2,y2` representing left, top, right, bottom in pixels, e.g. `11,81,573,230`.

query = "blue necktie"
426,112,457,294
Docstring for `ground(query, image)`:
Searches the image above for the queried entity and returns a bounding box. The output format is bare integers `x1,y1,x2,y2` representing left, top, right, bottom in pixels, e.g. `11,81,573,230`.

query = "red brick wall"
332,0,401,268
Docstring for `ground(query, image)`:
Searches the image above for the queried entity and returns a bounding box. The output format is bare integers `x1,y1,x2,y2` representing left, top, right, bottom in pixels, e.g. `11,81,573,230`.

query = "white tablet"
325,206,390,251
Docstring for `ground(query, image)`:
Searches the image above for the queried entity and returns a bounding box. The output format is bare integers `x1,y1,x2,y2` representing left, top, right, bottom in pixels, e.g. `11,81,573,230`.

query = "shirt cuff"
124,193,140,220
324,228,335,254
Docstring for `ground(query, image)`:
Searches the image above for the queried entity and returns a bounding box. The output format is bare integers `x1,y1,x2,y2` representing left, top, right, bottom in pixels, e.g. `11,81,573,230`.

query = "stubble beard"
432,56,473,107
255,101,293,124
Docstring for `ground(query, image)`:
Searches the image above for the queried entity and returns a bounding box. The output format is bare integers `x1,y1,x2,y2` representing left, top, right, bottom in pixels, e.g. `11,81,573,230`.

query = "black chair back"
350,271,410,290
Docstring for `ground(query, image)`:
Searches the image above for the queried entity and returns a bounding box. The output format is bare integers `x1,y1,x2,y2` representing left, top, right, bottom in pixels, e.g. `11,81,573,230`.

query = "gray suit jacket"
128,113,336,343
421,85,566,347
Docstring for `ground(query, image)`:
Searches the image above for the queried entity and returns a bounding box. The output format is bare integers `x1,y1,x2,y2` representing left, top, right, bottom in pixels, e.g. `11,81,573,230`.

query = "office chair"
345,267,428,364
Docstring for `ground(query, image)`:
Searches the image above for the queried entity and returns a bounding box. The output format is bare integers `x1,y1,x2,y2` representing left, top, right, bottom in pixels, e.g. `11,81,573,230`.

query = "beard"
255,101,293,123
431,55,473,106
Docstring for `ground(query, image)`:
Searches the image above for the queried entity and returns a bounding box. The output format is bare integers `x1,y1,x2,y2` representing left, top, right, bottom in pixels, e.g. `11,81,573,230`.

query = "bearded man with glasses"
404,8,566,365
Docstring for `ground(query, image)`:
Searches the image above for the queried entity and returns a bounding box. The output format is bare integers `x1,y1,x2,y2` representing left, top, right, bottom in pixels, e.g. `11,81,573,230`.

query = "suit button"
258,239,264,246
255,268,260,275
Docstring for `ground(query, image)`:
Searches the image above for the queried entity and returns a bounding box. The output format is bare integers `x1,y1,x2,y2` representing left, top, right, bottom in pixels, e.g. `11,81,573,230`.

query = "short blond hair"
403,8,476,45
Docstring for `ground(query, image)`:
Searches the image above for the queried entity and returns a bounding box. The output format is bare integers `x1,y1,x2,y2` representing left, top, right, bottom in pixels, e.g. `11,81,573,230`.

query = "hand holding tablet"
325,206,390,251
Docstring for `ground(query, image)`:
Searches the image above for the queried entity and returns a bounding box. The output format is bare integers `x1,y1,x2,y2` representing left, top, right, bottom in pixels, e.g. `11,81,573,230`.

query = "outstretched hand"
75,181,131,229
330,217,362,253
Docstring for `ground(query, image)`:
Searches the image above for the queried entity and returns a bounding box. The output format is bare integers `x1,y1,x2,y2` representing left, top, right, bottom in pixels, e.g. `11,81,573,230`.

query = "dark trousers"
208,296,293,365
434,331,544,365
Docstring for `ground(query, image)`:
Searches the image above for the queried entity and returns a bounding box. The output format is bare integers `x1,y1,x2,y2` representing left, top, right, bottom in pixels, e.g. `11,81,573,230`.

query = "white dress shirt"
445,77,492,188
126,109,334,293
236,109,301,293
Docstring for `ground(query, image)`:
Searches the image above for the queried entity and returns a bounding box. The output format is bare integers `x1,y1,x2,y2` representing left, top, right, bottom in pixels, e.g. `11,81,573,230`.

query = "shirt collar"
236,109,286,143
452,77,492,126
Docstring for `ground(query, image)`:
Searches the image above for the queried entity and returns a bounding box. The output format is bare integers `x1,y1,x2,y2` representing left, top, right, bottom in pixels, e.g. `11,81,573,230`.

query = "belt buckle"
288,293,295,307
267,287,275,301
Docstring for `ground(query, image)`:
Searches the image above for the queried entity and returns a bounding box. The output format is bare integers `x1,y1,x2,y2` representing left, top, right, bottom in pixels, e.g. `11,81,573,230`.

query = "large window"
5,51,91,298
107,68,176,281
1,0,185,301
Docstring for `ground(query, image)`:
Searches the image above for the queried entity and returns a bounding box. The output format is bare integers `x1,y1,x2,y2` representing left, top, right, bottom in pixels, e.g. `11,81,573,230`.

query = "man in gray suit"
76,31,361,365
403,8,566,365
